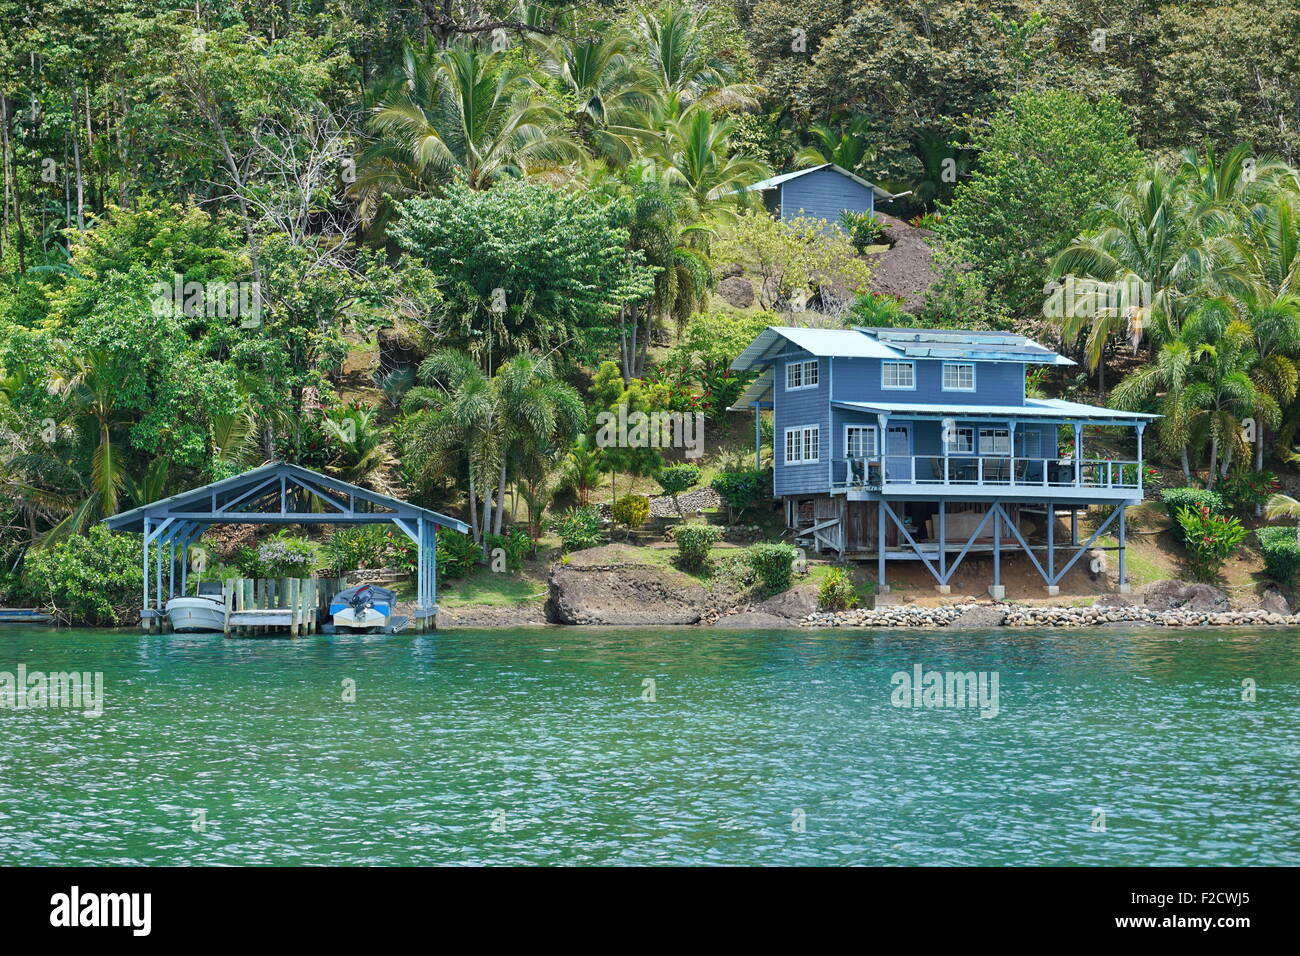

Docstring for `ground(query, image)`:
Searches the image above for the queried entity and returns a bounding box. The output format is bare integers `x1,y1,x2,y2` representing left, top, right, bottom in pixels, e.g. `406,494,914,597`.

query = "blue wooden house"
728,327,1158,597
746,164,898,225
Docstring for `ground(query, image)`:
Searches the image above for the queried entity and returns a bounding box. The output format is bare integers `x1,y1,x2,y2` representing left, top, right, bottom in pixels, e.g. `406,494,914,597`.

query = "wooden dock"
221,577,321,637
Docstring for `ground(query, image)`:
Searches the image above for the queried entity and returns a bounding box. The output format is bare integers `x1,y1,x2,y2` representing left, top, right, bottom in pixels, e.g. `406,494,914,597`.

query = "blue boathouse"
728,326,1158,596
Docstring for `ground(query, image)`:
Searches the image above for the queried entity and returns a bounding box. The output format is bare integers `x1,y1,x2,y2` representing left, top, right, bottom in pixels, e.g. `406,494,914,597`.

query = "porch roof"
831,398,1158,423
727,368,773,410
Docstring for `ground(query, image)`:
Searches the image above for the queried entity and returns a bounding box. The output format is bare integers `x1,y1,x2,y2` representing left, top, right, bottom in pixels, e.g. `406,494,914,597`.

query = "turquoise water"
0,625,1296,866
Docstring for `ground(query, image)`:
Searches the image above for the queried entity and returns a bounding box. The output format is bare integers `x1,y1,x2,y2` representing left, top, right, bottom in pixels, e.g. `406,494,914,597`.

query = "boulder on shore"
1141,579,1230,612
947,604,1007,628
548,556,709,625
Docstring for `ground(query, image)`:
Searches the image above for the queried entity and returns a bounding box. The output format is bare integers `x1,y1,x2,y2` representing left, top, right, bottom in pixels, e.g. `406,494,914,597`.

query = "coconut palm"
536,30,653,169
630,2,760,110
646,105,769,236
404,350,499,543
1050,164,1209,390
353,40,579,223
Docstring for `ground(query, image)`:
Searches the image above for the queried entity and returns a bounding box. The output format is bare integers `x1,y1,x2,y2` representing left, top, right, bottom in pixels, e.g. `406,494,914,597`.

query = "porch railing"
834,456,1142,491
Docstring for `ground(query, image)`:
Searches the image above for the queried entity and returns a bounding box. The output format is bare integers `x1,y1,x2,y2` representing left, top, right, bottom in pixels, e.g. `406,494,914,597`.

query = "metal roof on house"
731,325,1075,372
730,327,901,372
831,398,1157,422
746,163,898,200
858,327,1076,366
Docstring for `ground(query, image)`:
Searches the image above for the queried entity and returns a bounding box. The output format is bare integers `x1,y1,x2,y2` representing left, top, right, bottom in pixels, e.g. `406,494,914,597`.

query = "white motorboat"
165,582,226,633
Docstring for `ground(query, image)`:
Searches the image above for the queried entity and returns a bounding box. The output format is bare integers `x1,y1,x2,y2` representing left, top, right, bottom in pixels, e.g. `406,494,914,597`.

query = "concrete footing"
988,585,1006,600
935,584,951,595
1045,585,1060,597
1118,583,1132,594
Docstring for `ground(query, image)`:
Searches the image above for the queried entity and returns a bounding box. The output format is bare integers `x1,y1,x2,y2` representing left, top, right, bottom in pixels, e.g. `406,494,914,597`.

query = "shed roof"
730,327,900,372
746,163,898,200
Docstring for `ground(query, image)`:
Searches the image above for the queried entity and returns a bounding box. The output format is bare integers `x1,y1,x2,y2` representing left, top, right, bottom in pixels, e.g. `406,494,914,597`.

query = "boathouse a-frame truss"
103,461,470,627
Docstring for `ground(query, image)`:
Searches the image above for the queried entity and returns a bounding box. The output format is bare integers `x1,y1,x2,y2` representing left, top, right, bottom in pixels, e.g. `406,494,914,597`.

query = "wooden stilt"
223,579,233,636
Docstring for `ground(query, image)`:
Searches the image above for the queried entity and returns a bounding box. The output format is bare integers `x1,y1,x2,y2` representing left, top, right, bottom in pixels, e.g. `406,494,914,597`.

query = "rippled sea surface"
0,626,1296,865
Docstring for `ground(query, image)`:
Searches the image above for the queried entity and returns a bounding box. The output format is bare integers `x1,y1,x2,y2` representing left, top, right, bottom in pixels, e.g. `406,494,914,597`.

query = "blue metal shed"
747,164,899,226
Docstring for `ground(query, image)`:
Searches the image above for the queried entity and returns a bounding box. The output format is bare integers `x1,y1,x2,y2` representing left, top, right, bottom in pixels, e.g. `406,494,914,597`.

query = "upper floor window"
980,428,1011,456
942,362,976,391
881,360,915,390
784,424,820,464
786,359,819,390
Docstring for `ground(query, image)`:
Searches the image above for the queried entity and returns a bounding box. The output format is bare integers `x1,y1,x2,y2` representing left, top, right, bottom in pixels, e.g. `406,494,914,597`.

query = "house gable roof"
730,326,1076,373
746,163,898,201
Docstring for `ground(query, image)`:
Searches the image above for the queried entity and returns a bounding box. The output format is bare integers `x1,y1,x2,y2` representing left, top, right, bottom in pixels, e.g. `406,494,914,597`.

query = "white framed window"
784,424,820,464
786,359,819,390
845,425,878,458
980,428,1011,456
1019,430,1042,459
881,360,915,390
945,426,974,455
942,362,976,391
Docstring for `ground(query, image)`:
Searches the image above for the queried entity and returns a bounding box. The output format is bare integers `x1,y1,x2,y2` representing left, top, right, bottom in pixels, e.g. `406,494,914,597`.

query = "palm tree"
48,350,131,521
561,434,603,505
795,118,875,174
1050,164,1208,391
1182,319,1274,483
1111,335,1199,480
630,3,760,110
1265,491,1300,545
536,30,653,170
404,350,499,543
353,40,579,223
324,404,397,490
490,352,585,536
647,106,769,237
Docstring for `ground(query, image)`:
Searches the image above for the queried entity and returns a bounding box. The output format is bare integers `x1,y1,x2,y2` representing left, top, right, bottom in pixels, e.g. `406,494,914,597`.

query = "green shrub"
1161,487,1224,525
325,526,390,575
1216,469,1280,515
655,464,701,516
549,505,604,551
1257,526,1300,587
436,528,482,580
483,528,530,572
1175,504,1247,582
674,524,723,572
611,494,650,531
23,526,142,625
818,567,859,611
838,209,883,253
749,542,797,593
711,470,769,520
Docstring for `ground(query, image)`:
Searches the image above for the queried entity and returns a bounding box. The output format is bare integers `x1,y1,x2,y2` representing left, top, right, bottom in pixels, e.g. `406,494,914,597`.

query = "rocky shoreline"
801,604,1300,629
432,556,1300,630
